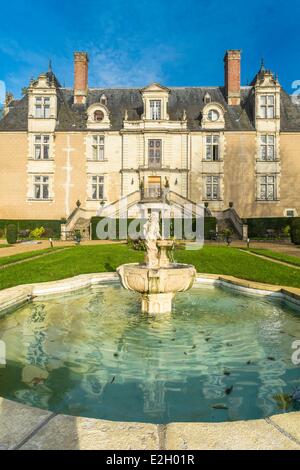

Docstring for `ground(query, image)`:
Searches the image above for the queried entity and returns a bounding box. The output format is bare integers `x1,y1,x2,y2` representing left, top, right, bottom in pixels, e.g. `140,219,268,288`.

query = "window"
204,93,211,104
206,176,220,200
100,94,107,106
34,135,50,160
259,95,275,119
94,110,104,122
205,135,220,161
91,176,104,200
92,136,105,160
286,209,295,217
34,176,49,199
260,135,275,161
207,109,220,122
150,100,161,120
35,97,50,118
259,175,276,200
148,140,162,167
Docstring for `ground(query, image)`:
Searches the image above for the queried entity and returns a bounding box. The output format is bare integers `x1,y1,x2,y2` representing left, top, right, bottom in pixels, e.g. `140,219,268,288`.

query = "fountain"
117,213,196,314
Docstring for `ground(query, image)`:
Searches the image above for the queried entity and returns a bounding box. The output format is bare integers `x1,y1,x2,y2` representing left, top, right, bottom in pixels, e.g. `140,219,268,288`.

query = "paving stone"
0,398,52,450
20,414,159,450
269,412,300,443
165,419,300,450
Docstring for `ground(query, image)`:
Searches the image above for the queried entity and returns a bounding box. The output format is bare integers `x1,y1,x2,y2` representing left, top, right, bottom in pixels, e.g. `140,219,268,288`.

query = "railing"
222,207,247,240
140,188,163,201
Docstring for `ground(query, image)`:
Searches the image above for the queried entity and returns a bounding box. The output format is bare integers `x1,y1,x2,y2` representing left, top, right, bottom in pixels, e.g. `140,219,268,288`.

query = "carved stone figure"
143,212,161,268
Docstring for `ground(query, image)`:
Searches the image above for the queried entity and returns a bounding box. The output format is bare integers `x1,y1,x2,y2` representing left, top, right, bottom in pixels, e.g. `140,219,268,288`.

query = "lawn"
0,247,68,267
0,245,300,290
0,244,9,248
241,248,300,267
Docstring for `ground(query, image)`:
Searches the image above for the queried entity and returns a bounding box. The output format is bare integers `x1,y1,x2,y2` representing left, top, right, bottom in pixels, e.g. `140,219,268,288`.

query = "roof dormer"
201,102,226,129
27,72,58,133
140,83,170,121
87,103,111,129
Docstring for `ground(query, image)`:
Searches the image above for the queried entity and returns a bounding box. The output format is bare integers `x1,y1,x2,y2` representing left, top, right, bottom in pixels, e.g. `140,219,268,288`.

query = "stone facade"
0,50,300,225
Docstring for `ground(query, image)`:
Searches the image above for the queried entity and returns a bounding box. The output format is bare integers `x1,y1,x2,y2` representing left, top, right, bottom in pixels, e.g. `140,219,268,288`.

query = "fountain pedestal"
141,292,174,314
117,214,196,314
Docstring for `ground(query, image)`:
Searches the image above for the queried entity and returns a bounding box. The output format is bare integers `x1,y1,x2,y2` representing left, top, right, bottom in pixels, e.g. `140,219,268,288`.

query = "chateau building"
1,50,300,236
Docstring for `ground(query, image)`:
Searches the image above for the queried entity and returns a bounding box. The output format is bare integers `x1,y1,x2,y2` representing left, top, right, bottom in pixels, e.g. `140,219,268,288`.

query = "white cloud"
89,44,179,87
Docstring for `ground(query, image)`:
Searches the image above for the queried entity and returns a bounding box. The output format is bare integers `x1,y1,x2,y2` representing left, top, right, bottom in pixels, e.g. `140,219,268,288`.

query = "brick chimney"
74,52,89,104
224,50,241,105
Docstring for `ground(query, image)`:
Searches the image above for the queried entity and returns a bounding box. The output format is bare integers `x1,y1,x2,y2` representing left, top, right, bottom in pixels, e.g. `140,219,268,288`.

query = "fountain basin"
117,262,196,314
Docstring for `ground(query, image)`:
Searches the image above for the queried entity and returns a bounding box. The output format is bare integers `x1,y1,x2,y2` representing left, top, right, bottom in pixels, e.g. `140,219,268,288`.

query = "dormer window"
207,109,220,122
100,94,107,106
35,97,50,118
150,100,161,120
204,92,211,104
94,110,104,122
260,95,275,118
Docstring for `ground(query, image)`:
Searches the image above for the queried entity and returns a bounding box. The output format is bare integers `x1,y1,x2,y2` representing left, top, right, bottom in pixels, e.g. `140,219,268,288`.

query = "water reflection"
0,285,299,423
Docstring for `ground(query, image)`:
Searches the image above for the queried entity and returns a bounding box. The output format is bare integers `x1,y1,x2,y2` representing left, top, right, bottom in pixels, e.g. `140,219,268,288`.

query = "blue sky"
0,0,299,99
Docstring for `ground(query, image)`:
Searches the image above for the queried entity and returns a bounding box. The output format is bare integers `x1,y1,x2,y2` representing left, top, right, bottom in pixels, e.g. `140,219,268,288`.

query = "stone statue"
143,212,161,268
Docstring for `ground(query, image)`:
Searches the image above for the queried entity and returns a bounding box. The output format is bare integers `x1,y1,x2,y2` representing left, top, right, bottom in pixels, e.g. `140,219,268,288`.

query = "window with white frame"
91,175,104,200
34,135,50,160
35,97,51,118
260,135,275,161
205,175,220,200
259,95,275,119
149,100,161,120
33,175,50,199
205,135,220,161
259,175,276,200
148,139,162,167
92,136,105,160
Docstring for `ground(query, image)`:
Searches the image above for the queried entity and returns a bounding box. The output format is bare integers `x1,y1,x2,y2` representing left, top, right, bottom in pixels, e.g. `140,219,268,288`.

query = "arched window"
94,110,104,122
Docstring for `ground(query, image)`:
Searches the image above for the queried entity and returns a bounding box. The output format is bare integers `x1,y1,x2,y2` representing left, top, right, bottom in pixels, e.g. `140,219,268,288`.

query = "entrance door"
148,176,161,198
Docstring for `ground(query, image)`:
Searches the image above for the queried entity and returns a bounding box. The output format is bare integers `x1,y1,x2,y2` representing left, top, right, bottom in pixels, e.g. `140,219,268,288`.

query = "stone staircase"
215,207,248,240
73,217,91,240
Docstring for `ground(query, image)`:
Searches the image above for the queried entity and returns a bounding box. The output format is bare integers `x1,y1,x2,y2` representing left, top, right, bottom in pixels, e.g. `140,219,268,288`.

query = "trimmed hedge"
0,220,63,239
291,219,300,245
6,224,18,244
91,217,217,240
243,217,300,239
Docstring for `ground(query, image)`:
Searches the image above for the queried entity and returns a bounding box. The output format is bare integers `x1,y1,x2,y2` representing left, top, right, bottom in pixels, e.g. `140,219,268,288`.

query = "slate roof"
1,83,300,132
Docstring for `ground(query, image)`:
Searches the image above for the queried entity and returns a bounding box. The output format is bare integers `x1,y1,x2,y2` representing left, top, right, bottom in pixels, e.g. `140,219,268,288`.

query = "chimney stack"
74,52,89,104
224,50,241,105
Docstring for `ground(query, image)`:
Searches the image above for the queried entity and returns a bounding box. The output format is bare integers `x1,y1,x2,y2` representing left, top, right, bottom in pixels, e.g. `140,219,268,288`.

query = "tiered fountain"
117,213,196,314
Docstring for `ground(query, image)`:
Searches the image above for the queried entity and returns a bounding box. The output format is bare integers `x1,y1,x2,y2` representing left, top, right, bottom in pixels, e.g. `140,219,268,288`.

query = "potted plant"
74,230,82,245
222,228,233,246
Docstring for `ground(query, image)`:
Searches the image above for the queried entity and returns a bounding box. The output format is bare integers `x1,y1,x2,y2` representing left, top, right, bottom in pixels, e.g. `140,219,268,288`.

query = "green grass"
0,247,67,267
0,244,9,248
0,245,300,291
242,248,300,267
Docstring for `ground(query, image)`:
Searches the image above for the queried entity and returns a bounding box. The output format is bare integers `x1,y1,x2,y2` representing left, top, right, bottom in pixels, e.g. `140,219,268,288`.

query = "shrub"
283,225,291,239
291,219,300,245
0,220,62,238
127,237,146,251
0,228,4,239
91,217,217,241
244,217,300,239
18,229,30,239
30,226,46,240
6,224,18,244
